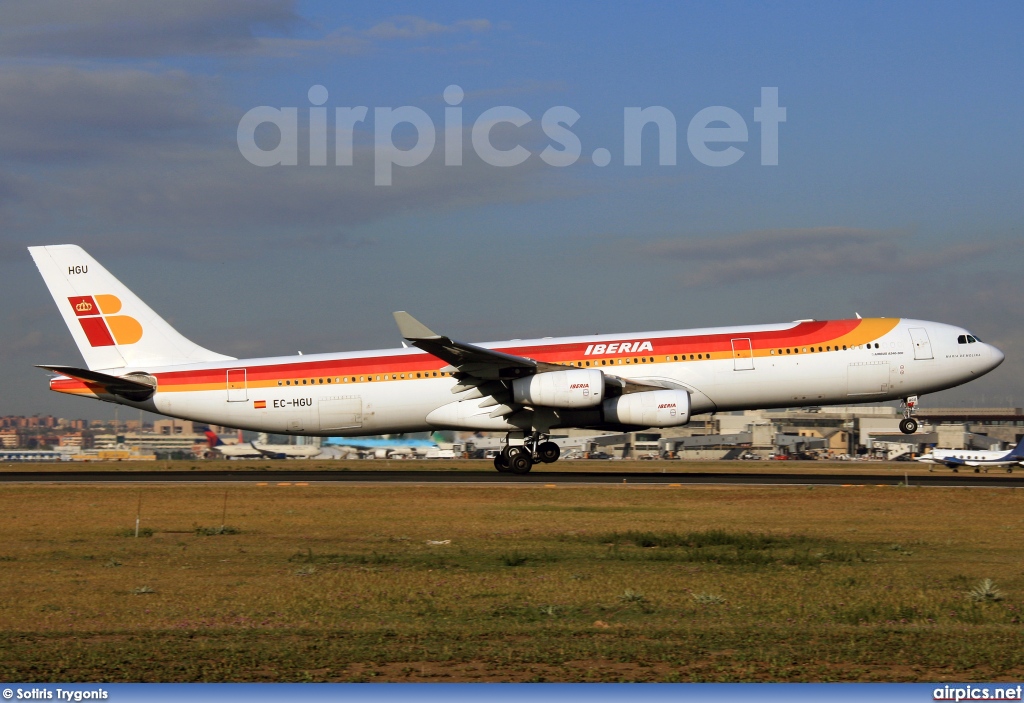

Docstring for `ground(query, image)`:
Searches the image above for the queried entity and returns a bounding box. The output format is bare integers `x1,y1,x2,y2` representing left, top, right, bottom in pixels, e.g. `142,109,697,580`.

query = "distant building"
0,429,21,448
58,432,86,448
153,419,195,435
93,431,205,455
474,406,1024,460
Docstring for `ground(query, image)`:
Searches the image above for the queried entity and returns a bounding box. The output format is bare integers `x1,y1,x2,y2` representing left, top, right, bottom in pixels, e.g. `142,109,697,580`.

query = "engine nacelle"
512,368,604,408
602,389,691,428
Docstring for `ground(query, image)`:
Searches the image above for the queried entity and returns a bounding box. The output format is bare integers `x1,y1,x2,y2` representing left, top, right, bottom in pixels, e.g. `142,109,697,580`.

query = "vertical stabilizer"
28,245,235,370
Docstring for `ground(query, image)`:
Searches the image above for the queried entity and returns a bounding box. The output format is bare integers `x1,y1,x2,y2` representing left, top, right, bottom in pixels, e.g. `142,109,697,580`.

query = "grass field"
1,457,1007,476
1,479,1023,681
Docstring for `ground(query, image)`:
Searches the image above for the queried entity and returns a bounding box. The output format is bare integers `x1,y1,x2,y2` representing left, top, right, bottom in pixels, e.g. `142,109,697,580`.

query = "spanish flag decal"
254,400,267,409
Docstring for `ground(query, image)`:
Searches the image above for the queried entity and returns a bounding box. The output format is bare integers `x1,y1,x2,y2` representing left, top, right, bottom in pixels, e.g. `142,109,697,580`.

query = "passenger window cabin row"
265,339,886,386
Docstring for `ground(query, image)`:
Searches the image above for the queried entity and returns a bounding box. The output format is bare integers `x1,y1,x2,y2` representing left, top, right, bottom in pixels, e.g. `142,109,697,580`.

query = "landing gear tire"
899,418,918,435
506,446,533,475
493,453,511,473
537,441,560,464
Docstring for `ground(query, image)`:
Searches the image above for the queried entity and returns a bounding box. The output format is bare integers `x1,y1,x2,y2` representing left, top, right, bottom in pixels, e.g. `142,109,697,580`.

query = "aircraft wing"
215,444,262,458
393,311,565,380
215,442,290,459
393,311,667,392
916,454,960,468
246,442,321,459
247,442,282,459
393,311,673,423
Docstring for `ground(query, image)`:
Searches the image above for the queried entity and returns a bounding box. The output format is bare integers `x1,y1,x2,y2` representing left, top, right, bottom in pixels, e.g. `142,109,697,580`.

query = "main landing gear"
493,433,561,474
899,395,920,435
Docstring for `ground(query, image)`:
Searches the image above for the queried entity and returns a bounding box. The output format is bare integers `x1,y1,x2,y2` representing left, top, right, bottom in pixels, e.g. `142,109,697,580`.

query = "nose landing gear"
899,396,919,435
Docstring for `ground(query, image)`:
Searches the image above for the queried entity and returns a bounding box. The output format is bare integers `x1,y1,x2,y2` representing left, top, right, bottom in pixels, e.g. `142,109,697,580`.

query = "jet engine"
512,368,604,408
602,389,691,427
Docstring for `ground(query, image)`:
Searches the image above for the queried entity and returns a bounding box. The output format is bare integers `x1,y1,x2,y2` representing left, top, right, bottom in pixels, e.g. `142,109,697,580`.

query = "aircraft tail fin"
28,245,235,371
204,430,224,449
1007,436,1024,459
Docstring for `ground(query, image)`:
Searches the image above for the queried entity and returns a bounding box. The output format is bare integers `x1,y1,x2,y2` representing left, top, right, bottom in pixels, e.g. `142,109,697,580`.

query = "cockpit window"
972,334,982,342
957,335,967,344
967,335,977,343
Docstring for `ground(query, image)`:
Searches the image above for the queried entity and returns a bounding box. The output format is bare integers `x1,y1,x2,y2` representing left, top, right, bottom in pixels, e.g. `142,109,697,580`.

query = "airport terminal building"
502,406,1024,461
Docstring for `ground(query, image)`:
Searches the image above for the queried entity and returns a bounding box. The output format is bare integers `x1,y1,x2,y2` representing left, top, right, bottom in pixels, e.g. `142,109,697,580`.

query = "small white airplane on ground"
916,437,1024,473
203,430,321,459
30,245,1005,474
324,436,443,459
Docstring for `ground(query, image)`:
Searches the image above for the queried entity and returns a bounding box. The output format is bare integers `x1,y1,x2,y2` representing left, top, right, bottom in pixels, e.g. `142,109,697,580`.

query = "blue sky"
0,1,1021,418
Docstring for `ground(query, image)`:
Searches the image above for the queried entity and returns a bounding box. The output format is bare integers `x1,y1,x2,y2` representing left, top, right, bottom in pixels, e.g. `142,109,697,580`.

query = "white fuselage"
214,443,321,459
917,448,1022,468
52,317,1003,436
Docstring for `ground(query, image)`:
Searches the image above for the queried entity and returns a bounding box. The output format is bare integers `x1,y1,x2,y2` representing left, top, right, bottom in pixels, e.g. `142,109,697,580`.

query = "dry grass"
1,482,1023,681
1,457,1004,476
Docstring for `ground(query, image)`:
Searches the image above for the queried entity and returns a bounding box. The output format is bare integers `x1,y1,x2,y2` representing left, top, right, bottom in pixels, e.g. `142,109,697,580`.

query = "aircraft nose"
988,343,1005,370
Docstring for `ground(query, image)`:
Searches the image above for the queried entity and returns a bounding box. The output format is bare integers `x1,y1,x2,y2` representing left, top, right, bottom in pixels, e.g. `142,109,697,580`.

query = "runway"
1,470,1022,487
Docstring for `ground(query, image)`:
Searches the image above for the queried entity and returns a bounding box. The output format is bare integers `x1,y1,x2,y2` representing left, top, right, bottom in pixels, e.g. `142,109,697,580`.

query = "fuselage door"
848,361,889,395
226,368,247,402
731,338,754,371
908,328,933,360
319,396,363,431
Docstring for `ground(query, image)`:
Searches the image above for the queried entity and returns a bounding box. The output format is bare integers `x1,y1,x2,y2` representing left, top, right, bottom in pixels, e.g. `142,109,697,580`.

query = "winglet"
393,311,443,341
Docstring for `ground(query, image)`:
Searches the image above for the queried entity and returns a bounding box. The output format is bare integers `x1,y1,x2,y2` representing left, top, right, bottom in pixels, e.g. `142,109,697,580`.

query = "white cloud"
365,16,491,40
0,3,494,59
643,227,989,287
0,0,300,58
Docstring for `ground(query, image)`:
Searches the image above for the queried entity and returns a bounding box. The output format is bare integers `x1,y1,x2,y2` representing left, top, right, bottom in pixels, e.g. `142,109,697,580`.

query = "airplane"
916,437,1024,473
29,244,1005,474
203,430,321,460
323,433,446,459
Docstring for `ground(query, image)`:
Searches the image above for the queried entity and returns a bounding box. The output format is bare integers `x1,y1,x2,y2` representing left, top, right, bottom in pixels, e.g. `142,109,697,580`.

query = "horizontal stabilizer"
38,364,156,402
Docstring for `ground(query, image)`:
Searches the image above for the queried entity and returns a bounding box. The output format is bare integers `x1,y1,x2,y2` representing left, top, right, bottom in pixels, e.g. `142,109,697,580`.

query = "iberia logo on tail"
67,295,142,346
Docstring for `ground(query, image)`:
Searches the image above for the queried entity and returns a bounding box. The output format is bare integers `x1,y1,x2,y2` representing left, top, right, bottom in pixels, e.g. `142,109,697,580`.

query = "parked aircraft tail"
29,245,235,371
